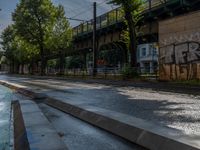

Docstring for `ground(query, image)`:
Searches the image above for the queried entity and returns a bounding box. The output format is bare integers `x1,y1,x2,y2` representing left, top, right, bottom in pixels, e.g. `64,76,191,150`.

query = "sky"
0,0,117,36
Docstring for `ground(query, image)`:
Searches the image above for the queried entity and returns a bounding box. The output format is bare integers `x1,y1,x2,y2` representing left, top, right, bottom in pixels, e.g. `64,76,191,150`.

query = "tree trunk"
83,52,87,70
124,11,137,68
38,20,46,76
36,61,39,74
21,63,24,74
59,51,65,75
29,60,35,75
121,42,128,64
15,63,20,74
10,60,14,74
41,56,46,76
28,61,33,75
40,44,46,76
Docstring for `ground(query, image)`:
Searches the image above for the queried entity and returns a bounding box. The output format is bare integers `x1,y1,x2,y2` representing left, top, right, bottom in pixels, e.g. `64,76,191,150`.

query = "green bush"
120,65,139,79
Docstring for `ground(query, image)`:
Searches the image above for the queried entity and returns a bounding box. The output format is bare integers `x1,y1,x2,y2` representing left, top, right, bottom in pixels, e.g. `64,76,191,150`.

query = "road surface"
0,75,200,136
0,83,145,150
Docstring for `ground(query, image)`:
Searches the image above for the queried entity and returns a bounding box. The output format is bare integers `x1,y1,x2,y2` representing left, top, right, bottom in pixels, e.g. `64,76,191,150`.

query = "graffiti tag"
160,42,200,64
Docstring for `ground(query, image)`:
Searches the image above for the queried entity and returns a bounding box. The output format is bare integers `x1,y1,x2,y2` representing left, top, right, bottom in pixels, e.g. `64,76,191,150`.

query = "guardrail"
72,0,173,37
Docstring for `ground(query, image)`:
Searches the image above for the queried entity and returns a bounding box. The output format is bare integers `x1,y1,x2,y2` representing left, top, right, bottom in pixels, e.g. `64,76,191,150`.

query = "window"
153,47,157,56
141,48,146,57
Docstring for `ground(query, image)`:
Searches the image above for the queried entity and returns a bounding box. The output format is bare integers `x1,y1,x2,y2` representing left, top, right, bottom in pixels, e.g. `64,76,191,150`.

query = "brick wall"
159,11,200,80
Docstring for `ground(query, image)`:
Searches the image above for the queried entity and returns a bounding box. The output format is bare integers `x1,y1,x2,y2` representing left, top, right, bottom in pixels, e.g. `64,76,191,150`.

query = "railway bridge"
33,0,200,79
70,0,199,55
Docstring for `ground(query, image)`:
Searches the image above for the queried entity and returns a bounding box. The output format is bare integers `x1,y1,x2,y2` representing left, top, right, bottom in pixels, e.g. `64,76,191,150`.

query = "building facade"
137,43,158,74
159,10,200,80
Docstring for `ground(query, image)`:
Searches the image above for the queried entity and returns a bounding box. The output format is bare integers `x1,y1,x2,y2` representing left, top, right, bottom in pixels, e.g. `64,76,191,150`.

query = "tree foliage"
1,25,39,73
66,56,84,69
1,25,16,61
46,5,72,52
12,0,72,75
108,0,144,67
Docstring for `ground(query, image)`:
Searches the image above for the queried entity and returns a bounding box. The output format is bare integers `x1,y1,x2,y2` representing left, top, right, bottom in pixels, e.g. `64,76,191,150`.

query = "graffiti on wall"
160,42,200,64
159,41,200,80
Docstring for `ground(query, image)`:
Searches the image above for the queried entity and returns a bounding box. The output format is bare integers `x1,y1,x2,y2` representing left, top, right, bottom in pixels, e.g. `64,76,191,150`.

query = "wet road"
39,104,145,150
0,85,12,150
0,75,200,135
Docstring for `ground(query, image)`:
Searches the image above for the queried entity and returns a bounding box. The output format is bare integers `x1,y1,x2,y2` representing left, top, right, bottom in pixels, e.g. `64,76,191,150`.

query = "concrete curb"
12,100,68,150
12,101,30,150
45,98,200,150
0,81,46,99
1,80,200,150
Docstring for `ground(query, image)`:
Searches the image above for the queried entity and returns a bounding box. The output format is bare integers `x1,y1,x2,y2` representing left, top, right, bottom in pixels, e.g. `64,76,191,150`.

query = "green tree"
46,5,72,52
12,0,58,75
108,0,144,67
1,25,18,73
13,36,39,74
1,25,39,73
45,5,72,74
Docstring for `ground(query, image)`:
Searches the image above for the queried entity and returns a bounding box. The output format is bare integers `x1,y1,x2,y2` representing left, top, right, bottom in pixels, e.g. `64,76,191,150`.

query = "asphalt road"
0,75,200,136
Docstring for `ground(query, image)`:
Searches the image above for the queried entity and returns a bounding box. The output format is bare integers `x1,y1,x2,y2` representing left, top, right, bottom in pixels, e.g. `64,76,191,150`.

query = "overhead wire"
69,0,110,20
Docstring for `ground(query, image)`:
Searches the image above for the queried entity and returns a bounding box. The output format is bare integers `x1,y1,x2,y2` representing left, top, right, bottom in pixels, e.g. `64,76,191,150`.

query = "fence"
46,66,159,80
72,0,173,36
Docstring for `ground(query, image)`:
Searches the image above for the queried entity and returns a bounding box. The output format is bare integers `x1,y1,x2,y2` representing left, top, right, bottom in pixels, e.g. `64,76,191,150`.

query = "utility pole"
92,2,97,77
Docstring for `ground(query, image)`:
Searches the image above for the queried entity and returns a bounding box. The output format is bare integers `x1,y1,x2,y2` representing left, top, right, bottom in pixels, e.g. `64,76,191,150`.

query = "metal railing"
72,0,173,37
46,66,159,80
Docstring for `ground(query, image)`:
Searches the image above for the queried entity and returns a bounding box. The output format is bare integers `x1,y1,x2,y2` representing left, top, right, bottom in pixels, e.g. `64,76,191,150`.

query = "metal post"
100,16,102,28
116,9,118,22
87,21,89,32
76,27,78,36
149,0,152,10
93,2,97,76
81,23,84,33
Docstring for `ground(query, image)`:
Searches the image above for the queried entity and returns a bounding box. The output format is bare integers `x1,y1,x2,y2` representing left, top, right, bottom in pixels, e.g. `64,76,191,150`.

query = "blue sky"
0,0,117,35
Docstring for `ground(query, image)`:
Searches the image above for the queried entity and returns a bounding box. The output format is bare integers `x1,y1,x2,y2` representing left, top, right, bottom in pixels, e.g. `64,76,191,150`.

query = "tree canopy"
1,25,39,73
11,0,72,75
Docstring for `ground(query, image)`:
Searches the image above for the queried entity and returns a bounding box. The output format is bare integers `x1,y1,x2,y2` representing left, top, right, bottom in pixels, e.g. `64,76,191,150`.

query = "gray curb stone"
45,98,200,150
12,99,68,150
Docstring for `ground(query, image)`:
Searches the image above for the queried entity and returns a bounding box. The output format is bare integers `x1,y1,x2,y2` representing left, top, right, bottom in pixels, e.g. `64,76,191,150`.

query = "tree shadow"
44,84,200,135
